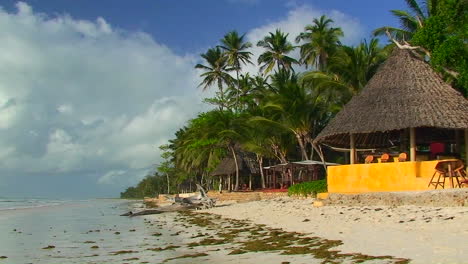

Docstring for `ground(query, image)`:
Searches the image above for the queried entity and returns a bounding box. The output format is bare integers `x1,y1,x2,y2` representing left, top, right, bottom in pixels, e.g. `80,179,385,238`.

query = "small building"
314,48,468,193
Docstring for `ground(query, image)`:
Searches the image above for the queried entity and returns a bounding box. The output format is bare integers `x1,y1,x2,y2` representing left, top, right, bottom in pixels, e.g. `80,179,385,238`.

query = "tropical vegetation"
121,0,466,198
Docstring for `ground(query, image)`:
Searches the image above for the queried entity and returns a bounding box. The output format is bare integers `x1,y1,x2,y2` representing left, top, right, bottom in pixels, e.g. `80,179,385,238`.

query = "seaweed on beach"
146,245,180,251
163,252,209,262
110,250,138,255
175,211,411,264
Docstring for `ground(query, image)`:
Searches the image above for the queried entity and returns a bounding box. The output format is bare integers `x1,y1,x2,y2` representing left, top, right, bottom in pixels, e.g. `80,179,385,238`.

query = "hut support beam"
410,128,416,161
350,134,356,164
465,129,468,173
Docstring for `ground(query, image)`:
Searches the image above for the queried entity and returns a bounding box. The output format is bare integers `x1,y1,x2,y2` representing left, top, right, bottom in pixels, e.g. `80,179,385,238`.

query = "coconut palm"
373,0,439,40
257,29,299,75
295,15,343,71
251,70,325,160
219,31,253,111
195,47,235,110
302,38,388,105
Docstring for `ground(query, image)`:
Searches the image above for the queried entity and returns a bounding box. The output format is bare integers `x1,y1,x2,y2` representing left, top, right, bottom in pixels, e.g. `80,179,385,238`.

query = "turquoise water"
0,199,183,264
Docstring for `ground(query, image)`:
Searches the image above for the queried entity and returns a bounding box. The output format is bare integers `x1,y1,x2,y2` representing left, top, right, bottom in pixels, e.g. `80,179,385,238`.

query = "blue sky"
1,0,405,54
0,1,407,198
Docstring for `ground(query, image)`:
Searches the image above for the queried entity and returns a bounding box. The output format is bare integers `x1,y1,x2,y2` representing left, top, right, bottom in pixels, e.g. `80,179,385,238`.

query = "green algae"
176,211,411,264
163,252,209,262
110,250,138,255
146,245,180,251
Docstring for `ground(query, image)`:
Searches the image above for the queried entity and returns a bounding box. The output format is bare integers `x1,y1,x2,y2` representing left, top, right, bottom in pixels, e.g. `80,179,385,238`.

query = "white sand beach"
203,197,468,264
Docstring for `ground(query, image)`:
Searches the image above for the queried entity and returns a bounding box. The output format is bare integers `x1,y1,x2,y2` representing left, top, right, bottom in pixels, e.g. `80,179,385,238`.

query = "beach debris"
302,218,310,222
114,232,121,235
42,245,55,249
123,184,216,217
91,245,99,249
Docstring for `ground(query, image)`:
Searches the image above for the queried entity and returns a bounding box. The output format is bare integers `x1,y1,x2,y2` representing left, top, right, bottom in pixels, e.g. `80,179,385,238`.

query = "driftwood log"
122,184,216,217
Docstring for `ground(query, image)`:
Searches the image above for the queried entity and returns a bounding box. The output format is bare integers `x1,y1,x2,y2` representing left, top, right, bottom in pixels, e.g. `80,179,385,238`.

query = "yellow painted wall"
327,161,441,193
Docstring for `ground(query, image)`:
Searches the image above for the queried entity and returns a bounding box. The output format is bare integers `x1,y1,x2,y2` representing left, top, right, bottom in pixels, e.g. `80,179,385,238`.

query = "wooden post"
455,129,461,153
410,127,416,161
465,129,468,174
350,133,356,164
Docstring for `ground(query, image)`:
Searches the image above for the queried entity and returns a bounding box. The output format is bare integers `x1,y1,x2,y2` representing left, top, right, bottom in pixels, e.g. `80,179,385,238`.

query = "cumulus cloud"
242,4,365,74
0,2,364,198
0,2,205,197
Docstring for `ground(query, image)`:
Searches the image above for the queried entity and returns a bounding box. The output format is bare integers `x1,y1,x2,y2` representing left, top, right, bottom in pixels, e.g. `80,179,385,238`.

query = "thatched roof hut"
211,157,242,176
315,49,468,148
211,151,260,177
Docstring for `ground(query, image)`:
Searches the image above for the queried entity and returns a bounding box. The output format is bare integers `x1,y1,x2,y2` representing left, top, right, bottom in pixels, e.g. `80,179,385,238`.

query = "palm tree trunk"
218,80,224,111
258,154,266,189
271,143,288,163
295,133,308,160
236,69,240,112
230,145,240,191
165,173,170,194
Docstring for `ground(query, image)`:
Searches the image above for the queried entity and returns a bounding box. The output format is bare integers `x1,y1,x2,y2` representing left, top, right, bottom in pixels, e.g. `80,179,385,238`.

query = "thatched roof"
315,48,468,148
211,157,244,176
211,151,260,176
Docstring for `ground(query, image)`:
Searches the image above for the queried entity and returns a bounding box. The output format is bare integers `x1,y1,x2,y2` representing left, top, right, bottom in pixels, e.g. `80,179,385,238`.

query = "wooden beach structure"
314,49,468,193
211,154,260,191
263,160,338,190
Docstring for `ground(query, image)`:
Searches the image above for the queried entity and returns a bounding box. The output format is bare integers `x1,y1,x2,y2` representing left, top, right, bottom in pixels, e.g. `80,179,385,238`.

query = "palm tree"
195,47,234,110
257,29,299,75
302,38,388,105
373,0,439,40
251,70,324,160
219,31,253,111
295,15,343,71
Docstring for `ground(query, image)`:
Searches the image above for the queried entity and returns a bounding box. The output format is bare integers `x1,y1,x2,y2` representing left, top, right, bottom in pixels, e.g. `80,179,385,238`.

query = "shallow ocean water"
0,199,183,264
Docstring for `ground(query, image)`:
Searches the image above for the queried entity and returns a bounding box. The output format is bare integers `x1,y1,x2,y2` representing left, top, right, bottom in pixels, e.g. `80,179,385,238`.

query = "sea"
0,198,184,264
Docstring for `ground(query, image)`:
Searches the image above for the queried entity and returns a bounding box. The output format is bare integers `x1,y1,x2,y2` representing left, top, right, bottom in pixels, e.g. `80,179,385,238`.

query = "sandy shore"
203,197,468,264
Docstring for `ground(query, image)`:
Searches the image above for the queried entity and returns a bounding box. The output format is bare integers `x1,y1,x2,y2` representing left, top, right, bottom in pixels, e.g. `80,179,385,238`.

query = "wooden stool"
428,162,448,189
452,160,466,188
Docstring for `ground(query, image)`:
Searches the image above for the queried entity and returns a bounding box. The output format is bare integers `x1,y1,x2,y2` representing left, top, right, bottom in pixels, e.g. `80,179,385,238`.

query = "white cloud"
242,4,365,74
0,2,364,197
0,2,205,191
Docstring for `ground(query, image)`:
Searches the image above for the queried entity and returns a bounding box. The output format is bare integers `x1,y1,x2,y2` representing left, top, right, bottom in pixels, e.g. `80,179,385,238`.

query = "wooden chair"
380,153,390,163
364,155,374,164
428,162,448,189
398,153,407,162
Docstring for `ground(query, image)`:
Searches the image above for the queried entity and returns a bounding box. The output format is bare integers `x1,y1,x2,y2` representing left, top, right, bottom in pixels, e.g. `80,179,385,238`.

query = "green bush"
288,180,327,197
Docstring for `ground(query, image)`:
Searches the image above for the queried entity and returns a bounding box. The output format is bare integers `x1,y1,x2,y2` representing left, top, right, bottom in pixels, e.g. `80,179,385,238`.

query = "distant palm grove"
121,0,467,199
